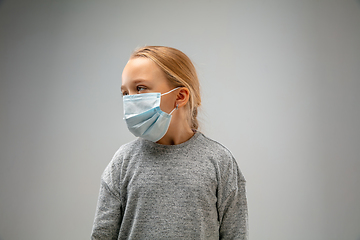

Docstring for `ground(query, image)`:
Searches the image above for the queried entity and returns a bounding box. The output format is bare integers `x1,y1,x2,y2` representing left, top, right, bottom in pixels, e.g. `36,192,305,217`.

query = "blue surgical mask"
123,87,180,142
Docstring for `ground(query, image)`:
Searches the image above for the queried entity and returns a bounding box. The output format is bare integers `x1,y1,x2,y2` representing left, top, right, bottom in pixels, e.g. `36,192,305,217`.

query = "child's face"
121,57,177,114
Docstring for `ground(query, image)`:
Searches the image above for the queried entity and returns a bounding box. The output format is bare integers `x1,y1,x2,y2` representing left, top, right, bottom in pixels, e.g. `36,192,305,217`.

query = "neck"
156,111,194,145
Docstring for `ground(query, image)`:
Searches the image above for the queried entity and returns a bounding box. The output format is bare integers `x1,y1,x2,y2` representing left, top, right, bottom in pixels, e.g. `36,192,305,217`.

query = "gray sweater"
91,132,248,239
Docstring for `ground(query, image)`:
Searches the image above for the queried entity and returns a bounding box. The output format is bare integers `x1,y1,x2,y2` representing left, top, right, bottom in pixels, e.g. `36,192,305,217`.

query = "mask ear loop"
161,87,181,96
162,87,180,115
169,104,178,115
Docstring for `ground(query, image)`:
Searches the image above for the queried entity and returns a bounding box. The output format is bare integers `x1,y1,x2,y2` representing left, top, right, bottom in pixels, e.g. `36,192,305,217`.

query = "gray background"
1,0,360,239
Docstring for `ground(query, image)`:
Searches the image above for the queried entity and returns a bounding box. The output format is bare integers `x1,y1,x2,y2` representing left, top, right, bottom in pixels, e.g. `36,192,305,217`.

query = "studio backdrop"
0,0,360,239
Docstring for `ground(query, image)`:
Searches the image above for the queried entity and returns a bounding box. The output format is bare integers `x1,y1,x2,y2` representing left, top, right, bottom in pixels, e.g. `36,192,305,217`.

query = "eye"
121,91,128,96
137,86,147,92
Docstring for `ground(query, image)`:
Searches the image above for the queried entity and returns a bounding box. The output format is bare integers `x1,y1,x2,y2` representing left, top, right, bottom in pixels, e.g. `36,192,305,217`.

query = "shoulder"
196,132,246,183
113,138,143,159
196,133,235,163
101,138,141,186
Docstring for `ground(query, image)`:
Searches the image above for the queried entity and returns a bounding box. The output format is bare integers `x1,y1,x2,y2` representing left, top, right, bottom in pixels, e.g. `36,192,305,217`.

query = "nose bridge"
128,90,138,96
121,89,136,96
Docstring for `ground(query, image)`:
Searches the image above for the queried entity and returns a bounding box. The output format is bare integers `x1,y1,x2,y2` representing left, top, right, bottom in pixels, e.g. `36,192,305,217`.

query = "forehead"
121,57,163,85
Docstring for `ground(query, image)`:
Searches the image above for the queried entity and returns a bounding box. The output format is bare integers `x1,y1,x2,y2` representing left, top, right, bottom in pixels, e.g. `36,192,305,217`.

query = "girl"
91,46,248,239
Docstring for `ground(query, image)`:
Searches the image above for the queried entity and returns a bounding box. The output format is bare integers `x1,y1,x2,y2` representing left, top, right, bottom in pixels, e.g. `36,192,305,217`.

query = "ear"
175,87,190,108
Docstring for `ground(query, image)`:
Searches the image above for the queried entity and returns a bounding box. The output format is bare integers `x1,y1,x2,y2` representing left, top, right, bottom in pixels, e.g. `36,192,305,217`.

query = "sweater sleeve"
91,180,122,240
91,151,123,240
217,157,248,240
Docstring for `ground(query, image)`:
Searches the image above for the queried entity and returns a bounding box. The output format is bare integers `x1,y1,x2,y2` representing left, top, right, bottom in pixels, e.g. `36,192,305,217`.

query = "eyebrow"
121,79,150,90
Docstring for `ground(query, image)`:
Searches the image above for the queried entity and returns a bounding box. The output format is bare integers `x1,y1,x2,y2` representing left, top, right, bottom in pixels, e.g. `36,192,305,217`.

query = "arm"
91,148,124,239
218,159,248,240
91,180,122,239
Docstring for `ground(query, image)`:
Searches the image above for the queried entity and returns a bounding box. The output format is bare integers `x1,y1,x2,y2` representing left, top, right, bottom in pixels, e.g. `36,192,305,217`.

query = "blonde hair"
130,46,201,130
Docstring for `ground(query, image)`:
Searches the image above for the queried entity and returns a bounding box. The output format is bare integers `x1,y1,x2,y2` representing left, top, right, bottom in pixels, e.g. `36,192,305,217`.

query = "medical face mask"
123,87,180,142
